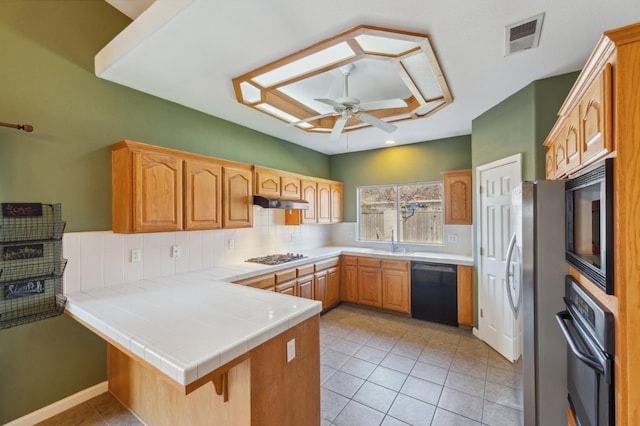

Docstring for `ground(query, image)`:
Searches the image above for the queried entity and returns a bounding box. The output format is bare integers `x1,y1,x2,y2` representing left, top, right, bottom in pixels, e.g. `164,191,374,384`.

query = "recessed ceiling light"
385,139,396,145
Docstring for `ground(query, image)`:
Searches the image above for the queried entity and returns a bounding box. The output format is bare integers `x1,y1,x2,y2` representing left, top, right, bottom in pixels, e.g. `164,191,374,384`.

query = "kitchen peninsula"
64,246,472,425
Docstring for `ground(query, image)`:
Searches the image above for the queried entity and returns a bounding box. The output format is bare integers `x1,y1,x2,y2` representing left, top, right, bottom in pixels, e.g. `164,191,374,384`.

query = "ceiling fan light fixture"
232,25,453,138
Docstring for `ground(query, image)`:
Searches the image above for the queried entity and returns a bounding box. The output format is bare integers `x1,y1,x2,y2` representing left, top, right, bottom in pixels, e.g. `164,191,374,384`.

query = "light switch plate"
287,338,296,362
171,245,182,258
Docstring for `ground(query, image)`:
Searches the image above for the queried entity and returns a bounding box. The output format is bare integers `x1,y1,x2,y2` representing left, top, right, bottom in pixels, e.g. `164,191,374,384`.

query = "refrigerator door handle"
504,232,521,317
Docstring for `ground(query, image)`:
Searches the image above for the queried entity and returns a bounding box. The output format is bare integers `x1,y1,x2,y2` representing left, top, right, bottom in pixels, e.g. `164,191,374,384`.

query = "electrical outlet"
171,245,182,258
131,249,142,263
228,239,235,249
287,338,296,362
447,234,458,243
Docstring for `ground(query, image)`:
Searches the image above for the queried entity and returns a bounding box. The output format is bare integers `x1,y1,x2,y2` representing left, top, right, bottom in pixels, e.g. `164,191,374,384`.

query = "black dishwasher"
411,262,458,326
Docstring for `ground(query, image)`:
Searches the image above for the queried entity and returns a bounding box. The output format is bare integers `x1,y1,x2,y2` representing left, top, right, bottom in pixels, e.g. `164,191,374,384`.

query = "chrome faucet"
391,228,397,252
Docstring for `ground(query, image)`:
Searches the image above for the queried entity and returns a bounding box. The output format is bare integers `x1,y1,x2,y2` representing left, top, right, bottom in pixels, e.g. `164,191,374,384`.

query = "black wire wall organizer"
0,203,67,329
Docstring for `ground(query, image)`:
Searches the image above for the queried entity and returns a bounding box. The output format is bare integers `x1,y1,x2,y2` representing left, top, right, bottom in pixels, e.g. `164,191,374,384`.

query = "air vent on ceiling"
505,13,544,56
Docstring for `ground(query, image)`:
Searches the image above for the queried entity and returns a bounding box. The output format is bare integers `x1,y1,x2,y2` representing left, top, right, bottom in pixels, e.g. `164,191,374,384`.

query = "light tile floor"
320,305,523,426
34,304,523,426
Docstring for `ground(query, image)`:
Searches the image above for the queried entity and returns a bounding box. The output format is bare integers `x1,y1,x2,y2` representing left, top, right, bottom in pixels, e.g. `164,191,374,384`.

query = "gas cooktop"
245,253,307,265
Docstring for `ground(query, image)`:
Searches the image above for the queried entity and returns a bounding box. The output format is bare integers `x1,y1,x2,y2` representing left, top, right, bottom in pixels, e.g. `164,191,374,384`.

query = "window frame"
356,180,444,246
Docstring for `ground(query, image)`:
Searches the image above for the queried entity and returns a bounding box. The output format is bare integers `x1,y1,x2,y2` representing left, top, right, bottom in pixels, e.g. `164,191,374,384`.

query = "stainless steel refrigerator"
505,180,568,426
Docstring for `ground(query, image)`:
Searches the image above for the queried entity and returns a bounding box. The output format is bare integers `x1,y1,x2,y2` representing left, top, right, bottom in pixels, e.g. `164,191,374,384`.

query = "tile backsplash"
63,207,330,293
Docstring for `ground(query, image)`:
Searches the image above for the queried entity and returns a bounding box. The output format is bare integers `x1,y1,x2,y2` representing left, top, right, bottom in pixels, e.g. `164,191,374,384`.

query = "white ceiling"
99,0,640,155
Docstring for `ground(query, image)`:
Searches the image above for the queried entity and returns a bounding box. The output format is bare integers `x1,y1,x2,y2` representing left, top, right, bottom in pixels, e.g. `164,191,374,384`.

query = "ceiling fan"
289,64,407,140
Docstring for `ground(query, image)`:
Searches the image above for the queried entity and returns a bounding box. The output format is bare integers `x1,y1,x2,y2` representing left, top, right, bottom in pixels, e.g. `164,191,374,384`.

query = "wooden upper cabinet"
254,166,280,198
330,183,343,223
300,179,318,224
281,174,302,200
544,61,613,179
254,166,302,201
564,108,582,174
183,159,222,230
317,181,331,224
134,152,183,233
442,169,472,225
111,141,185,233
580,63,612,166
223,165,253,229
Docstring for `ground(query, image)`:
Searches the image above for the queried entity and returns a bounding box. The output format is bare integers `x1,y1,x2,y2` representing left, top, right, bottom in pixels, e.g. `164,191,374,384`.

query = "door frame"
474,153,522,341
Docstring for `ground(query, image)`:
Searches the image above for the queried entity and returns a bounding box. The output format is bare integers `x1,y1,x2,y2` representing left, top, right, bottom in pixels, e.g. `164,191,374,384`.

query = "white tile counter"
65,273,321,386
64,245,472,387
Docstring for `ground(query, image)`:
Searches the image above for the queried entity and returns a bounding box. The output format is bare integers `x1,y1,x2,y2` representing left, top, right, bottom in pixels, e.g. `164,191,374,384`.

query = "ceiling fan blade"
359,98,408,111
356,112,397,133
331,116,348,140
315,98,347,110
287,111,336,126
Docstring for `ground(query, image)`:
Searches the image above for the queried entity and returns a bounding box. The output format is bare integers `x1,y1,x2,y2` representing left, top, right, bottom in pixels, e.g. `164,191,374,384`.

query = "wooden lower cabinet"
314,270,327,308
326,266,340,308
341,256,359,303
297,275,314,300
276,280,296,296
457,265,474,326
357,258,382,307
381,260,410,314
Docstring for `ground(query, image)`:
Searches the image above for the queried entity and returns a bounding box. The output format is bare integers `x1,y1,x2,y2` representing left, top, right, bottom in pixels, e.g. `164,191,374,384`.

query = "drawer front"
315,257,339,271
297,263,315,277
275,268,296,284
342,255,358,266
235,274,275,289
381,260,408,271
358,257,381,268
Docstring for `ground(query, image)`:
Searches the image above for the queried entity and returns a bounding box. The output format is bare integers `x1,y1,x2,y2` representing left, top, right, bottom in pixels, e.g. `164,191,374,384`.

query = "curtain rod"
0,121,33,132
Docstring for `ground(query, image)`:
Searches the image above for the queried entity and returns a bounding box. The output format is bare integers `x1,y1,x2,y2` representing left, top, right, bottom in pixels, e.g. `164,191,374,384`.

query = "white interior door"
476,154,521,362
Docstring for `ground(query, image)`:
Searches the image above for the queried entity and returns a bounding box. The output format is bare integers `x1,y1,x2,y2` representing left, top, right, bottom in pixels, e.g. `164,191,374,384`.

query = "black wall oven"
556,276,615,426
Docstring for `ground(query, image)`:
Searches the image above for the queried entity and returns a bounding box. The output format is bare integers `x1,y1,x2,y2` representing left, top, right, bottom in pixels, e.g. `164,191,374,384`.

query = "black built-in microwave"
565,158,614,294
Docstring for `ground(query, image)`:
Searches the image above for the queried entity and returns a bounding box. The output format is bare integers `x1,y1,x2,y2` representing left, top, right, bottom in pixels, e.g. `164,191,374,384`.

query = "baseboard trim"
472,326,481,339
4,381,108,426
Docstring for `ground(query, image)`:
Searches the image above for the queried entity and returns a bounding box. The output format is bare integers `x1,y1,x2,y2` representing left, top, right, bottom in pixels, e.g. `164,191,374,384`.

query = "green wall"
0,1,329,423
330,136,472,221
469,72,578,324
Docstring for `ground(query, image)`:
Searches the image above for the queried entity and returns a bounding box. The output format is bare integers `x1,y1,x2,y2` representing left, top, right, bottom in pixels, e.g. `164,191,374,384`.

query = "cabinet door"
133,152,183,232
381,261,410,314
276,280,297,296
341,261,358,303
281,174,302,200
457,265,474,326
183,160,222,230
297,275,314,299
554,138,567,178
580,64,612,165
330,183,343,223
301,179,317,224
564,108,581,174
254,166,280,198
545,146,555,179
442,170,472,225
317,181,331,223
358,265,382,307
326,266,340,308
314,270,328,309
223,166,253,228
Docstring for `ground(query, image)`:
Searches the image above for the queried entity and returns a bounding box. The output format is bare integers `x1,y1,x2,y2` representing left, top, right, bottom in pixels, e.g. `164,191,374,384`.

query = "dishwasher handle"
411,263,456,274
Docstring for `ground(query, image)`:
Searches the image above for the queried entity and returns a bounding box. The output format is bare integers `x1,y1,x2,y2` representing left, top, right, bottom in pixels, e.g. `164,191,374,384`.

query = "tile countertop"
64,246,472,387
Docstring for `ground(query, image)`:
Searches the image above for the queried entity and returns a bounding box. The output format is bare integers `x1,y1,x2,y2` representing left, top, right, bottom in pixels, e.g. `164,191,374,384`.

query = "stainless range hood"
253,195,309,210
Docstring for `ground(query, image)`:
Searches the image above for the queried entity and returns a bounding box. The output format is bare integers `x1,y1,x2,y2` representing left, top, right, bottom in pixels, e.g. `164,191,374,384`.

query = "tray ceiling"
99,0,640,154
